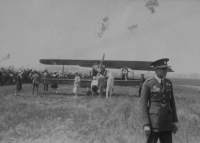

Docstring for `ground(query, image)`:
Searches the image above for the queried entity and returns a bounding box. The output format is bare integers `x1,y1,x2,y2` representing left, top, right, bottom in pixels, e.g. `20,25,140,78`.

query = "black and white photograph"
0,0,200,143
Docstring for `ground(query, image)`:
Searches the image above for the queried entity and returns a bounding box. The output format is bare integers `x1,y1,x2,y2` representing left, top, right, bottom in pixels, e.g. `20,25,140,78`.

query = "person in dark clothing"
138,74,146,97
91,76,98,95
31,71,40,95
15,70,23,96
51,71,58,93
90,68,98,77
140,58,178,143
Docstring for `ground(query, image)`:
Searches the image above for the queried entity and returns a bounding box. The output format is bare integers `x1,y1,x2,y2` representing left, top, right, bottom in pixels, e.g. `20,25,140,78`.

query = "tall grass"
0,79,200,143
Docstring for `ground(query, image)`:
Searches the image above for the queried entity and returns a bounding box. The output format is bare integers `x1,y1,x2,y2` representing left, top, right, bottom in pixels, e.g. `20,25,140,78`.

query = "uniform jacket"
31,74,40,84
140,76,178,132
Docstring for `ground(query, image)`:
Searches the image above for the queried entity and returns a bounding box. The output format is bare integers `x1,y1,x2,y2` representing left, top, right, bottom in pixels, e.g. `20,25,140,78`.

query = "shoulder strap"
145,78,152,83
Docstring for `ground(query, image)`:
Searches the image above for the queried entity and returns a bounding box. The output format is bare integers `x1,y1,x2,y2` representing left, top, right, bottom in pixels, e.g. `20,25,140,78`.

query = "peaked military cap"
150,58,171,69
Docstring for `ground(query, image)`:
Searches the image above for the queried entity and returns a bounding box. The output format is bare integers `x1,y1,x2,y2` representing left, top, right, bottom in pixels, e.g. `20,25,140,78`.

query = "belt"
151,102,170,108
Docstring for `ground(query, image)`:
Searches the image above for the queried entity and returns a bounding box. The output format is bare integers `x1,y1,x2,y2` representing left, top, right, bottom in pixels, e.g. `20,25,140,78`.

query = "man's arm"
170,83,178,123
140,82,151,126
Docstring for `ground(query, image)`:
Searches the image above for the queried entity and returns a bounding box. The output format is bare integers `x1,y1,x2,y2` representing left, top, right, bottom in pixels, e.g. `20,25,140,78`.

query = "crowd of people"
0,67,115,98
0,68,84,96
85,71,115,99
0,68,32,85
0,68,81,86
1,67,145,98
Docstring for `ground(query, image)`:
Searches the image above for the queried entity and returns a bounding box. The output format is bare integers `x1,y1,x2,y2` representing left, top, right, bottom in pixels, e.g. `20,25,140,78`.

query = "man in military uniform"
140,58,178,143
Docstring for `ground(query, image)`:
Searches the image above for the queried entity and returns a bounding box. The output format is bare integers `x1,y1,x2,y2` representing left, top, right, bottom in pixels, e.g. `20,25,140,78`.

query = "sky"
0,0,200,74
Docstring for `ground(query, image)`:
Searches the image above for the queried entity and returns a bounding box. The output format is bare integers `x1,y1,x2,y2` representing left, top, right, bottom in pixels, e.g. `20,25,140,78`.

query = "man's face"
155,68,168,78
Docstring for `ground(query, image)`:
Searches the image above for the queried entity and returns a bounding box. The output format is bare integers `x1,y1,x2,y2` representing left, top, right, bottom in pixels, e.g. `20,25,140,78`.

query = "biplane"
39,54,173,87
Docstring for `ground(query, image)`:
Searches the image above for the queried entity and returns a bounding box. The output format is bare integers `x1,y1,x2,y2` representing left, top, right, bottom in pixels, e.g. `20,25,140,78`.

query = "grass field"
0,78,200,143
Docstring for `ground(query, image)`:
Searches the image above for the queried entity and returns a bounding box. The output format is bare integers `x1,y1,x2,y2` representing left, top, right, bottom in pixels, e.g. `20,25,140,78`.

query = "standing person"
15,70,23,96
138,74,146,98
51,71,58,93
73,72,81,99
97,73,105,97
91,76,98,95
140,58,178,143
106,72,114,98
31,71,40,95
121,67,129,80
43,70,49,92
90,67,98,77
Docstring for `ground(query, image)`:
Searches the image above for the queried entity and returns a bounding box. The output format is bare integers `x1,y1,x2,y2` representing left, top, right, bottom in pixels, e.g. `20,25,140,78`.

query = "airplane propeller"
98,53,105,73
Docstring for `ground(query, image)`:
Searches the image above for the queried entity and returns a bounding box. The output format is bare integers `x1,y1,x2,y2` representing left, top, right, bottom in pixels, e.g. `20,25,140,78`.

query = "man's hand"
172,122,178,134
144,125,151,136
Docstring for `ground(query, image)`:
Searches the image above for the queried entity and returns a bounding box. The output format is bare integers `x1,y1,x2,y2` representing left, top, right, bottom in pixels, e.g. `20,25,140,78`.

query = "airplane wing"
39,59,173,72
40,78,140,87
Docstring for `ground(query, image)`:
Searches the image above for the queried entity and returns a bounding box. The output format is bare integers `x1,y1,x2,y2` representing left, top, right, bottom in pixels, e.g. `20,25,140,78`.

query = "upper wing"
40,59,101,67
103,60,173,72
39,59,173,72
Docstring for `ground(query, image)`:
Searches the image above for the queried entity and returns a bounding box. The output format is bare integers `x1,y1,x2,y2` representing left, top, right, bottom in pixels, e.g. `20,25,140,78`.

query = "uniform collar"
154,75,165,83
